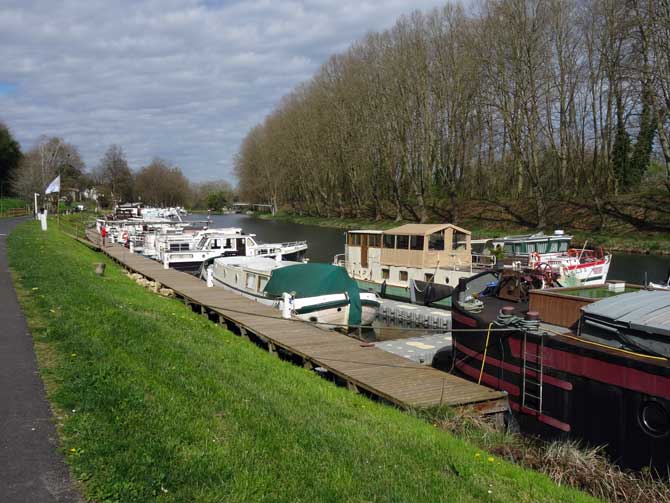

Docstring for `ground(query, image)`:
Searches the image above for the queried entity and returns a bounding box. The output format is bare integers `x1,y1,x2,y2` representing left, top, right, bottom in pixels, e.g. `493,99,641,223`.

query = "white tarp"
45,175,60,194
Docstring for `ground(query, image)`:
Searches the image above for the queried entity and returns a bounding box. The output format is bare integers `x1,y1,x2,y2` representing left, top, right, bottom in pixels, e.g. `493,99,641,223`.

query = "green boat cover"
264,263,362,325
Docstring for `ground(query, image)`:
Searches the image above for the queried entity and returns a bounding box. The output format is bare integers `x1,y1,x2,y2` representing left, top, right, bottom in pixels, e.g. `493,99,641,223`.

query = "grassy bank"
7,222,597,503
0,197,29,217
258,212,670,255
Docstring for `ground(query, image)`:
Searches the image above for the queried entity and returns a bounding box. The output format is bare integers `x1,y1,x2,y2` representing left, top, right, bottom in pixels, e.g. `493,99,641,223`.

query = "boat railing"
471,253,496,269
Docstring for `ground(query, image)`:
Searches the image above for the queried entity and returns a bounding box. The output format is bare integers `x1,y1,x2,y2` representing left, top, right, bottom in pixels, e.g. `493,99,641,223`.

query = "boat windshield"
196,236,208,249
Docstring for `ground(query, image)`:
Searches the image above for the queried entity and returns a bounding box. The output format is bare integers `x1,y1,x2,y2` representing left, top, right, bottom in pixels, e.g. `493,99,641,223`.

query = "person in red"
100,225,107,247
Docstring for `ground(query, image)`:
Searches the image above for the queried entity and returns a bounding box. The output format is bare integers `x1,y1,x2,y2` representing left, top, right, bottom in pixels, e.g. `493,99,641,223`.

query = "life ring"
121,231,129,241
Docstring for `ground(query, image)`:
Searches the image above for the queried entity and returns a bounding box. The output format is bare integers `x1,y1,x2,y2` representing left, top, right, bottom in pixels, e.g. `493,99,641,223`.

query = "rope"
478,323,493,384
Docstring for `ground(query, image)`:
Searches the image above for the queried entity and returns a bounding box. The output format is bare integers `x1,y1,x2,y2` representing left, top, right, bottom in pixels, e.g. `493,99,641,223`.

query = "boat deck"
83,229,507,414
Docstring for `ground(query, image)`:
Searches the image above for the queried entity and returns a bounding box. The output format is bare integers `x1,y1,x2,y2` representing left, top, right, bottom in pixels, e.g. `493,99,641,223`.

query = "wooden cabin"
341,223,476,288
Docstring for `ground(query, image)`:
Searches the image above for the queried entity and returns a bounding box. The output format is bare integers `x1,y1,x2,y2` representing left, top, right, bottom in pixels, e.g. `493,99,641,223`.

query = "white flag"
45,175,61,194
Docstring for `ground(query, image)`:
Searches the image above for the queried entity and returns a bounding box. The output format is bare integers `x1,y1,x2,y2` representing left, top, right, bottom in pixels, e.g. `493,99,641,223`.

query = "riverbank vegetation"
236,0,670,237
258,209,670,255
8,221,597,503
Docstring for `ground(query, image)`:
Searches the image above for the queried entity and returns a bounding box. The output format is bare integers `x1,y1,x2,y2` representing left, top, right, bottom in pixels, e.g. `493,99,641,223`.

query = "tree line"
0,123,235,209
235,0,670,229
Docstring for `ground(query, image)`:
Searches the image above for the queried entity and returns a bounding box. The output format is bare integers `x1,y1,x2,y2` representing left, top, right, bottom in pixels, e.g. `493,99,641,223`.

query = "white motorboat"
154,229,308,274
209,256,380,327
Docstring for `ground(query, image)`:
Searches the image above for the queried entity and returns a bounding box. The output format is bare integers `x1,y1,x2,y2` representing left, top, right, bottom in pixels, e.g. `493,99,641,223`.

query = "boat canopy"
264,263,362,326
581,290,670,337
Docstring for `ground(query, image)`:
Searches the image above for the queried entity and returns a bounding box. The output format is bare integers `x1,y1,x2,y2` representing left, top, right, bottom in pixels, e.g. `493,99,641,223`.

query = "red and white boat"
490,231,611,286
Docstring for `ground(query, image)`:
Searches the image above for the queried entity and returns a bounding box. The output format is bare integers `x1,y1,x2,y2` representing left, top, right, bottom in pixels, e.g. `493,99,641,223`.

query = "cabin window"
559,240,569,252
549,241,559,253
259,277,268,291
410,235,424,251
428,231,444,250
225,239,232,249
504,243,513,254
382,268,390,279
396,235,409,250
399,271,408,282
210,239,221,250
425,273,434,282
452,231,468,250
514,243,527,254
383,234,396,249
536,241,548,254
349,233,361,246
527,243,536,253
246,273,256,290
368,234,381,248
197,236,208,249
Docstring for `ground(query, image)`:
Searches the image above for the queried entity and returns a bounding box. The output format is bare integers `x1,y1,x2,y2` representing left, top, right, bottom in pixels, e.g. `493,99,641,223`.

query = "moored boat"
334,223,495,308
210,257,380,328
487,231,612,286
449,271,670,472
155,229,308,274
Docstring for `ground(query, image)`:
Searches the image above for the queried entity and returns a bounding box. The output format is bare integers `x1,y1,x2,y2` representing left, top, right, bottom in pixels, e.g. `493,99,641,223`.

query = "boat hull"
212,277,378,328
450,297,670,472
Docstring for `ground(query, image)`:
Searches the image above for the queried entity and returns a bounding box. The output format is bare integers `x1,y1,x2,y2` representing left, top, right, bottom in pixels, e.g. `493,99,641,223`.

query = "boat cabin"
341,223,475,288
491,231,572,264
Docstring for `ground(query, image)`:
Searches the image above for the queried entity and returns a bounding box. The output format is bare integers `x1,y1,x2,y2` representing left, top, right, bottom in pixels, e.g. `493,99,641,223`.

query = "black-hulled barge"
450,271,670,472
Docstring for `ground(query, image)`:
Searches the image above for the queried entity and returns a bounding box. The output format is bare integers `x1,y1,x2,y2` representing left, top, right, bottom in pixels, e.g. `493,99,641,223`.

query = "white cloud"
0,0,449,182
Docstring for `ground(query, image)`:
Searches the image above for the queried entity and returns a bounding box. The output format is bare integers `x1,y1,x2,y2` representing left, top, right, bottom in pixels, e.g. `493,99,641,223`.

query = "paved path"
0,218,82,502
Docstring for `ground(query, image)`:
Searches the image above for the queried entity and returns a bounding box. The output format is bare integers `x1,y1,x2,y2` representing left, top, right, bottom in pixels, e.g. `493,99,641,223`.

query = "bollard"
129,240,134,254
163,253,169,270
206,266,214,288
94,263,106,276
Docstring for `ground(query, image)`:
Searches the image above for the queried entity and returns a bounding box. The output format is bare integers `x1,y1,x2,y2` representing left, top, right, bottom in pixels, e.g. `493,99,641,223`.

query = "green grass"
8,222,599,503
0,197,28,216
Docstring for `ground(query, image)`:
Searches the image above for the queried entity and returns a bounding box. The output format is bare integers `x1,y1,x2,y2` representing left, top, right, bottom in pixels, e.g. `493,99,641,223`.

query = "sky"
0,0,449,183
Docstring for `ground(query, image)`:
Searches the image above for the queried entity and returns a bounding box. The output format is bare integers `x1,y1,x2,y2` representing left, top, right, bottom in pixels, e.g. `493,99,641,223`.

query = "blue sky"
0,0,451,183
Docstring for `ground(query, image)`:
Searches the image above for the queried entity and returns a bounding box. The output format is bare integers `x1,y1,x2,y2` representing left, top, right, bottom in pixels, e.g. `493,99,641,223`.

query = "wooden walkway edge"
82,229,508,415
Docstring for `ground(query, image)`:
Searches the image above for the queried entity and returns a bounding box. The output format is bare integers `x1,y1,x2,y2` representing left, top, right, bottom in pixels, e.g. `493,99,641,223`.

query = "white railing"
471,253,497,269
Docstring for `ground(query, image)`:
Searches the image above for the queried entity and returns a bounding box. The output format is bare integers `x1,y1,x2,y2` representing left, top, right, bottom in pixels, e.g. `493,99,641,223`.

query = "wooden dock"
84,230,508,415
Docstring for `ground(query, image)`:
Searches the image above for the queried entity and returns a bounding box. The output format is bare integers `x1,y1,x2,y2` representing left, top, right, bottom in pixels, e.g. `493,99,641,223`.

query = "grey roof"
581,290,670,336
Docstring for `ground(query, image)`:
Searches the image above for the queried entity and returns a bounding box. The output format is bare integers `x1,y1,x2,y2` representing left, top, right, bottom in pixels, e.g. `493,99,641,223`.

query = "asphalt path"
0,217,82,502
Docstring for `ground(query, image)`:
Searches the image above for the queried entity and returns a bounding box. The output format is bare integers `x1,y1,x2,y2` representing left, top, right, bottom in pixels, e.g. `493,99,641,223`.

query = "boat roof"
383,223,471,236
495,231,573,242
581,290,670,336
214,256,298,273
196,228,243,235
348,229,384,234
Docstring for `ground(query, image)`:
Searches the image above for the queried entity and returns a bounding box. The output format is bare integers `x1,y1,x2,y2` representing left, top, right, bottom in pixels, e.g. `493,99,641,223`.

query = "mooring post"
163,253,169,270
